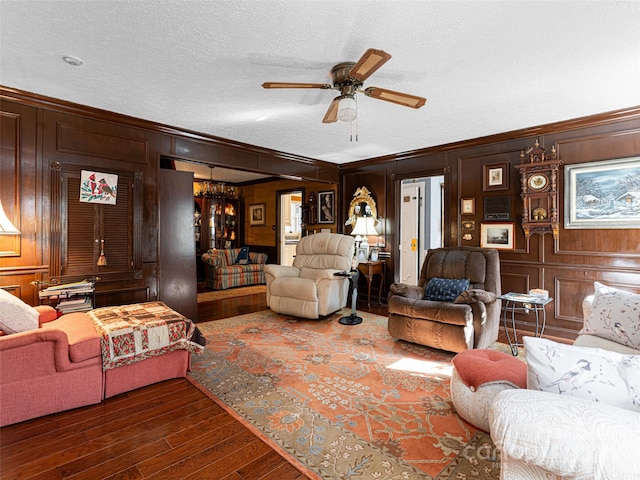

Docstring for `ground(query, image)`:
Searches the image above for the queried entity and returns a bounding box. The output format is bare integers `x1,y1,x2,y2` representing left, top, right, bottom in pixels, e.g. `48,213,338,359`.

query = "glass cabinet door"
224,201,237,247
202,196,240,250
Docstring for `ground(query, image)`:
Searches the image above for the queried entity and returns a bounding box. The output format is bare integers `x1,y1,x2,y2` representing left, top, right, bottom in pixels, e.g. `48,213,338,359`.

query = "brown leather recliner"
387,247,501,353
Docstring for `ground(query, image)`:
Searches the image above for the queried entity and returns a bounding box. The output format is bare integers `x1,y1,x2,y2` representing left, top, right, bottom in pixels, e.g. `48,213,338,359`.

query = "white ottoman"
450,349,526,432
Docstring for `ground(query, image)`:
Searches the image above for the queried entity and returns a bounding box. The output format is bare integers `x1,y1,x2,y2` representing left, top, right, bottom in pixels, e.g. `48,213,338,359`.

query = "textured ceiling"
1,0,640,166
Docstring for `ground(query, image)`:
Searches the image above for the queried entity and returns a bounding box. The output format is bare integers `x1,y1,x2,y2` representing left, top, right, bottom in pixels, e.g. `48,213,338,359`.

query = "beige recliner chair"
388,246,501,353
265,233,355,319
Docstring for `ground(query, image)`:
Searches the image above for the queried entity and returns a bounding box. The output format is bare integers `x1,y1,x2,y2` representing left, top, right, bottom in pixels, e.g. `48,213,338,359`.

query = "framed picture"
356,247,368,263
80,170,118,205
318,190,335,224
369,247,380,262
565,156,640,229
461,220,475,231
483,162,509,191
249,203,266,226
461,197,475,215
480,222,514,250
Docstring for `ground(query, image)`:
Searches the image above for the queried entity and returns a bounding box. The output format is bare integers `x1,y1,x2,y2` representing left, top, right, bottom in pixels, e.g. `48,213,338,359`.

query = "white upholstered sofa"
489,283,640,480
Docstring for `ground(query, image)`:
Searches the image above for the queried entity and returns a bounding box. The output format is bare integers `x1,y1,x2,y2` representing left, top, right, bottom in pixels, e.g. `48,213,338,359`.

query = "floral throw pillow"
524,336,640,412
423,277,470,302
580,282,640,350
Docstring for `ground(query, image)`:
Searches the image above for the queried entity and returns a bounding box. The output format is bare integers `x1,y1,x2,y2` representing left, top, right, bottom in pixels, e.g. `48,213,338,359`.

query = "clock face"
528,173,549,191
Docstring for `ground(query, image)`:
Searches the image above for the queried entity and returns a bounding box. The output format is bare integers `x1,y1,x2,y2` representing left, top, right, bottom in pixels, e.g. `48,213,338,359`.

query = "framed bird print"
80,170,118,205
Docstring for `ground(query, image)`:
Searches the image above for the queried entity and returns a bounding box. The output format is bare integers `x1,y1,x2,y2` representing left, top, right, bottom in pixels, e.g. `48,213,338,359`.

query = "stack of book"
39,280,95,313
56,296,93,313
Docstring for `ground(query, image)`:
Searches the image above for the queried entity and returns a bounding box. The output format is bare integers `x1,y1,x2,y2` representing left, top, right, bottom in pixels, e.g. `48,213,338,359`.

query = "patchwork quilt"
88,302,205,370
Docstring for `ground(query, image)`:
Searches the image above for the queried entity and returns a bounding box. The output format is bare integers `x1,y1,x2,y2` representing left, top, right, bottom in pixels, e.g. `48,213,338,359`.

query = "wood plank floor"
0,291,311,480
1,287,510,479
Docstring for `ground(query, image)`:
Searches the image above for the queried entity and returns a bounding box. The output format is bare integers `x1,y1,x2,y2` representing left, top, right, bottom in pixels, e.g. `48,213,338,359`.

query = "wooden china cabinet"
198,193,241,252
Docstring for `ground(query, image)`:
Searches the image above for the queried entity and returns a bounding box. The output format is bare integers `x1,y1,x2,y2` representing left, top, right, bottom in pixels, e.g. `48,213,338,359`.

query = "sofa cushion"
234,246,251,264
524,336,640,412
579,282,640,350
42,313,101,362
423,277,469,302
0,288,39,334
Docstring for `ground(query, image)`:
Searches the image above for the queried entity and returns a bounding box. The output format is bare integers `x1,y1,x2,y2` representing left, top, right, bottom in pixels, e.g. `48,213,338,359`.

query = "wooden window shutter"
63,175,99,275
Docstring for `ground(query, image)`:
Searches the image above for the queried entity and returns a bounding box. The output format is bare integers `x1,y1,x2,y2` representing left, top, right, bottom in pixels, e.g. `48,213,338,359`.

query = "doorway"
278,190,303,266
399,176,445,283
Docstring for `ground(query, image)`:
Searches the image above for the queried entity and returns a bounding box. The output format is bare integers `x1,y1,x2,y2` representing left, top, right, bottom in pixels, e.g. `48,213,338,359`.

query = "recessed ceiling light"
62,55,83,66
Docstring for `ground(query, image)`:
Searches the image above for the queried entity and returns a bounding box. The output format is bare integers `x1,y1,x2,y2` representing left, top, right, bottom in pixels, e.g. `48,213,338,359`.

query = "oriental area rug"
189,308,500,480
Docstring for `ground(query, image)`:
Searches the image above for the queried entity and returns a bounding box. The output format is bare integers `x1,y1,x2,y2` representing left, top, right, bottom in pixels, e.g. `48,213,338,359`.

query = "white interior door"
399,176,444,285
279,191,302,266
400,184,420,283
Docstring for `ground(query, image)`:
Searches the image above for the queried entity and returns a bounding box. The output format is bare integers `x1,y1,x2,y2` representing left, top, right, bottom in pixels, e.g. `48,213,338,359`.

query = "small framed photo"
483,162,509,191
480,222,514,250
318,190,335,224
356,247,368,263
369,247,380,262
249,203,266,226
461,197,475,215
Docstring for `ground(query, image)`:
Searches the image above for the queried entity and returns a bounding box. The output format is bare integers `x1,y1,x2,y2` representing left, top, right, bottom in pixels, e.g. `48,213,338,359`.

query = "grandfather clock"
515,140,563,239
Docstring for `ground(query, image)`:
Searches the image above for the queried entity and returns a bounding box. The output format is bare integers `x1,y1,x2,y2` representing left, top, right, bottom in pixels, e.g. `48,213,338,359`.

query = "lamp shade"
0,201,20,234
337,95,357,123
350,216,377,237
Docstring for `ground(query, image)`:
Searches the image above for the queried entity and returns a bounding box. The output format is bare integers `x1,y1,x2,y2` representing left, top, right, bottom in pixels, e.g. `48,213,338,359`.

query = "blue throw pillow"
234,247,251,265
423,277,470,302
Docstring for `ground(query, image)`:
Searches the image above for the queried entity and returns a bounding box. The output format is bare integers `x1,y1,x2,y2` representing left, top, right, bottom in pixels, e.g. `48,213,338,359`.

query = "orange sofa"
0,305,191,427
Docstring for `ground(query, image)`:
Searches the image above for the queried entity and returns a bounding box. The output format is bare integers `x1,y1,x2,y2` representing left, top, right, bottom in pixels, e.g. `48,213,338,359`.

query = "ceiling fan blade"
348,49,392,82
322,98,339,123
262,82,331,89
364,87,426,109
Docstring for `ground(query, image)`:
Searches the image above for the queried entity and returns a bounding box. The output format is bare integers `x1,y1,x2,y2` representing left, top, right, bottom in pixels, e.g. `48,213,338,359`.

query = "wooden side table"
357,260,385,308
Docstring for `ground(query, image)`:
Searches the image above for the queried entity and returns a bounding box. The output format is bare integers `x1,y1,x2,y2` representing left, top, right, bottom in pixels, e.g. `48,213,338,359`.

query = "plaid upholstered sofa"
201,248,268,290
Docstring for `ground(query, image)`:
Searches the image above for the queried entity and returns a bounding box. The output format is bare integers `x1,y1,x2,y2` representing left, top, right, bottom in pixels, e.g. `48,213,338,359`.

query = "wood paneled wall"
341,108,640,341
2,86,639,341
242,179,337,248
0,88,338,306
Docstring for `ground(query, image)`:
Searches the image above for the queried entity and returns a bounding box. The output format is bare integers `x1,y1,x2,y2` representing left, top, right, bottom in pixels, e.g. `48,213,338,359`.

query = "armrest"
454,289,497,305
301,269,349,283
201,251,225,267
490,389,640,478
389,282,424,300
0,328,96,384
34,305,58,325
264,264,300,278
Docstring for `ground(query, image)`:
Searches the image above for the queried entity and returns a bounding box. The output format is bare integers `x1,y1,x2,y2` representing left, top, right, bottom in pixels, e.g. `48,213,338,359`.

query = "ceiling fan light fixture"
337,95,357,122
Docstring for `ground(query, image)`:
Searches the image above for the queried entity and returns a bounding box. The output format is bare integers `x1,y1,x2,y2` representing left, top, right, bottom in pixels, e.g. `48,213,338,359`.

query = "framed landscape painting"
564,156,640,229
480,222,514,250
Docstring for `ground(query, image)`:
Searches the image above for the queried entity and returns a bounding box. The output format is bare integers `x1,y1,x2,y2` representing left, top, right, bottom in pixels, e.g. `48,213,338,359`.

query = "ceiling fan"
262,48,426,123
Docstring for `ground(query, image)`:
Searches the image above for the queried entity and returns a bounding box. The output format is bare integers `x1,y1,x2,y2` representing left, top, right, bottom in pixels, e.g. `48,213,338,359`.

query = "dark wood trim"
1,86,337,181
340,105,640,170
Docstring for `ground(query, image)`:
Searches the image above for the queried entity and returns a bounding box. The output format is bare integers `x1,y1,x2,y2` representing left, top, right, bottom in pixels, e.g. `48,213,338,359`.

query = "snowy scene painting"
80,170,118,205
565,157,640,229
